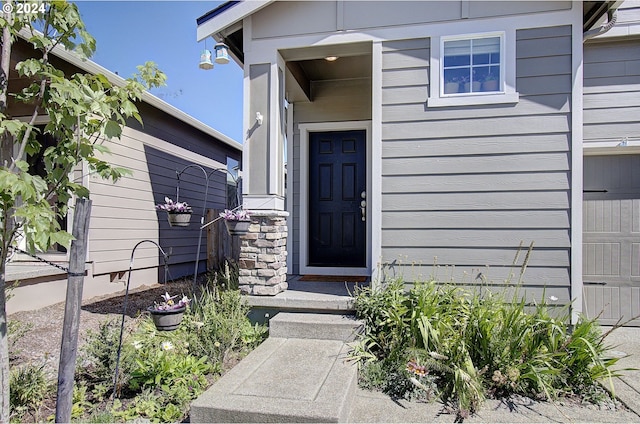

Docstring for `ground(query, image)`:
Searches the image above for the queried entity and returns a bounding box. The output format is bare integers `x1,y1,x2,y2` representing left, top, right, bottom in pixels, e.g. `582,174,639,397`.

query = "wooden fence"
206,209,241,270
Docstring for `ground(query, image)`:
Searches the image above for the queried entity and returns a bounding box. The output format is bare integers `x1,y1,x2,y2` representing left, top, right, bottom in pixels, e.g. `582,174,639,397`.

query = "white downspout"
583,8,618,41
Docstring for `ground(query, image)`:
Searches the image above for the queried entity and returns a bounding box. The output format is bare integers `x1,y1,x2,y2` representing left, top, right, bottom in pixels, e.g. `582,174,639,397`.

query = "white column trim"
269,60,280,195
286,101,294,272
371,41,383,287
571,4,584,325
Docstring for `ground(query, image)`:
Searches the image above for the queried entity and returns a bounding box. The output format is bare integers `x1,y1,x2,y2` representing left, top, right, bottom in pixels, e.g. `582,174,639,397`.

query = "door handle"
360,191,366,222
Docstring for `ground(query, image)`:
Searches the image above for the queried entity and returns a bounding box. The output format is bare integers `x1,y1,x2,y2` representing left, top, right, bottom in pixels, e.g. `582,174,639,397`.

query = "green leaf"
103,120,122,139
14,160,29,172
49,230,74,249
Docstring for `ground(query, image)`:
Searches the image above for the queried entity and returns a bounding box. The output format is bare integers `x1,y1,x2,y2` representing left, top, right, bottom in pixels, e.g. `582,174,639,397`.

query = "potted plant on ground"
147,292,190,331
156,197,193,227
220,208,251,235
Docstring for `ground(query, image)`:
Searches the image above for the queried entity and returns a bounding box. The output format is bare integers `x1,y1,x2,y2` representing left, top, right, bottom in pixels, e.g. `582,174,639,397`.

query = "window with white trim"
443,36,501,95
428,30,519,108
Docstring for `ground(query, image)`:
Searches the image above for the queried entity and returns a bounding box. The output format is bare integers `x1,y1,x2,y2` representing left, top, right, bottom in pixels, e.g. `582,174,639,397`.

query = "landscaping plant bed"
8,273,266,423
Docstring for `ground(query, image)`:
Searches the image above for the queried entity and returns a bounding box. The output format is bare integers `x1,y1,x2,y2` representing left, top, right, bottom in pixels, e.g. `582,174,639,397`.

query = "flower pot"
167,211,192,227
444,82,460,94
482,80,499,92
224,220,250,236
148,306,186,331
465,81,482,92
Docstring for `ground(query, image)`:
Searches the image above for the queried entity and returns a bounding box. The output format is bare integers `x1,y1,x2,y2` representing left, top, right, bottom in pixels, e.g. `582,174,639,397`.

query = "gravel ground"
8,279,194,380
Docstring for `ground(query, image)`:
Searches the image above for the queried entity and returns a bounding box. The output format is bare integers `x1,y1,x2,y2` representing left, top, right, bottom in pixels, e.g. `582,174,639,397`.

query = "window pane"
444,39,470,67
473,52,490,65
472,37,500,54
226,157,240,208
444,53,470,67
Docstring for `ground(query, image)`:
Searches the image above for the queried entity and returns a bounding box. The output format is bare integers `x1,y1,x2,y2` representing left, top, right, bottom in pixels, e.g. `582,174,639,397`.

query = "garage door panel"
584,285,620,320
632,243,640,277
583,242,621,276
583,200,621,232
584,286,640,325
583,155,640,326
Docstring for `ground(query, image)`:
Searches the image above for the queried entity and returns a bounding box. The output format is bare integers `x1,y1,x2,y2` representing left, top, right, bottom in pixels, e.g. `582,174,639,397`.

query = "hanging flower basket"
167,211,192,227
148,306,186,331
147,293,190,331
220,209,251,236
156,197,193,228
224,219,250,235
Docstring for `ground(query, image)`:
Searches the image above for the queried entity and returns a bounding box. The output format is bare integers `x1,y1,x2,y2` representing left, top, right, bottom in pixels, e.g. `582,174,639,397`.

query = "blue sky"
75,1,244,142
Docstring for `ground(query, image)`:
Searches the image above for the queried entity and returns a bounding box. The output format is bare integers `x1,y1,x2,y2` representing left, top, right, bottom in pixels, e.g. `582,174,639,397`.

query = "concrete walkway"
192,307,640,423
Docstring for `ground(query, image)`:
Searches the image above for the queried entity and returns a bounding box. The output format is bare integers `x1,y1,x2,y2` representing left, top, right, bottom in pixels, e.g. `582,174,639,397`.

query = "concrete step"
245,280,360,314
269,312,363,342
190,337,358,423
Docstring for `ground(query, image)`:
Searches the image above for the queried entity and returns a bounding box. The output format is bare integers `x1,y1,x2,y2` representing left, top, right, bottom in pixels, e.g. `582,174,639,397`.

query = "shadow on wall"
145,145,228,282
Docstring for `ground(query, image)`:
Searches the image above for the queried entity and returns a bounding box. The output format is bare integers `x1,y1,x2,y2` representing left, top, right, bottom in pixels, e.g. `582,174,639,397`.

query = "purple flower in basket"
156,197,192,213
150,292,191,311
219,209,251,221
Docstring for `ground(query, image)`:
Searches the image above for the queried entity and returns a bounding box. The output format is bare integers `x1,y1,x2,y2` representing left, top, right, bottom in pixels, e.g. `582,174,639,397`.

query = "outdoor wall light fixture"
256,112,263,125
214,43,230,64
199,49,214,70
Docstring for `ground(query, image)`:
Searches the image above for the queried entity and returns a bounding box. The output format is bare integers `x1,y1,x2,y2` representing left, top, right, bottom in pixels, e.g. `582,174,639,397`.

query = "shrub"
352,278,623,418
79,318,136,394
8,320,32,364
9,362,52,422
184,287,267,364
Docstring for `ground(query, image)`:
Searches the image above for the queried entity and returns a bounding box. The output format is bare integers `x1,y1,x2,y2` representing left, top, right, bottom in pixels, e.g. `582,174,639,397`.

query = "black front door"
308,130,366,267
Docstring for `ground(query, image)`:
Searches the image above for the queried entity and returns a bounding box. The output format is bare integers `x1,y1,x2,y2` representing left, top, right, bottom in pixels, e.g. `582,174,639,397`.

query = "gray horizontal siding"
583,38,640,145
90,127,235,278
381,191,569,211
382,172,569,192
380,26,572,295
252,1,570,40
383,134,570,157
383,153,569,175
383,210,569,229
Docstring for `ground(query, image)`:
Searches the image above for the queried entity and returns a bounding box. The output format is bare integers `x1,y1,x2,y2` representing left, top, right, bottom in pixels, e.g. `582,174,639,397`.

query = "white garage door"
583,154,640,326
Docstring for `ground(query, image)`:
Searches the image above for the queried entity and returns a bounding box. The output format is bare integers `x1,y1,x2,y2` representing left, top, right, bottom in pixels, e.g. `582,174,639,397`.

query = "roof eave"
196,0,273,43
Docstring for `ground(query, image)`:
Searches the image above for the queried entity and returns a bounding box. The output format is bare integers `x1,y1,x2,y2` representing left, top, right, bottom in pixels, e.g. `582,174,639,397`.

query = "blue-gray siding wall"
583,38,640,145
380,26,572,303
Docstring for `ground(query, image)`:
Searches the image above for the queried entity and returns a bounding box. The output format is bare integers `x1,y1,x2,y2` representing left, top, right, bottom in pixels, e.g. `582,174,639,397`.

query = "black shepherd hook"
112,239,170,399
176,164,210,290
176,163,242,291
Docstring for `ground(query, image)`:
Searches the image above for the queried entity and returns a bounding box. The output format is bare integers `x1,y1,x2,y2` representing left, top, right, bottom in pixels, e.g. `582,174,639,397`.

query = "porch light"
214,43,230,64
325,56,338,62
199,49,214,70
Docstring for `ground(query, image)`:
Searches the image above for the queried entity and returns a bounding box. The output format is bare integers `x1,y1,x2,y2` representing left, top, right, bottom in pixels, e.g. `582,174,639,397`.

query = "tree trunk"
55,198,92,423
0,3,14,421
0,0,13,115
0,267,9,424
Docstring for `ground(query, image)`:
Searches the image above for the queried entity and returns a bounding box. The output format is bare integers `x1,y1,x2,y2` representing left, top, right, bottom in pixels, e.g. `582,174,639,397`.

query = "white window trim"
428,30,519,108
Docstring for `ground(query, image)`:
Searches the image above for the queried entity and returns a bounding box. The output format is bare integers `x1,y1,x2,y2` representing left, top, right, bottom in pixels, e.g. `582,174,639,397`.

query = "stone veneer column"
238,210,288,295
